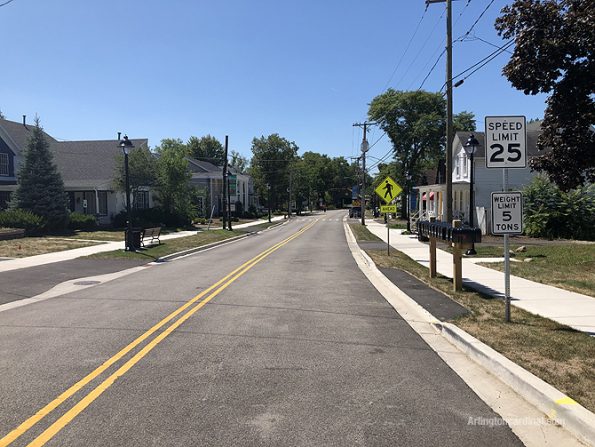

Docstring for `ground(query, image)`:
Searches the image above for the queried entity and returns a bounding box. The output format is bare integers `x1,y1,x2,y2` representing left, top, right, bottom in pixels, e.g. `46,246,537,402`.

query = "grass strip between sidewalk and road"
86,225,277,261
349,223,595,414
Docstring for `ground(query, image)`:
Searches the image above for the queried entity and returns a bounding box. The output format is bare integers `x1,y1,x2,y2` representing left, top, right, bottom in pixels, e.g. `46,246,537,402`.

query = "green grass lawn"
350,224,595,413
0,237,103,258
438,241,595,298
477,244,595,297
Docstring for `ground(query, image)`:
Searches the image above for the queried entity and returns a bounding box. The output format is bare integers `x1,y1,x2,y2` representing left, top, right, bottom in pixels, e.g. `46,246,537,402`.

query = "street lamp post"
406,173,412,233
267,183,271,223
464,134,479,255
119,135,135,251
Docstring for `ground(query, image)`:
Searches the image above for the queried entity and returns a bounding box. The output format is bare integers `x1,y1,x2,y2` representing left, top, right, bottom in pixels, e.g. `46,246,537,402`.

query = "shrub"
68,212,98,231
0,208,44,234
523,175,595,240
112,207,194,228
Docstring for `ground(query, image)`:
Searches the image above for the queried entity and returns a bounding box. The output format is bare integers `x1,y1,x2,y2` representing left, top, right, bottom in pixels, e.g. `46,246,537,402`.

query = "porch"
410,183,474,229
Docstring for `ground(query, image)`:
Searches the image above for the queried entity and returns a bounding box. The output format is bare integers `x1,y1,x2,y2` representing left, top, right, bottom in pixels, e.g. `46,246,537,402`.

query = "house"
0,116,149,225
187,158,255,218
413,121,544,233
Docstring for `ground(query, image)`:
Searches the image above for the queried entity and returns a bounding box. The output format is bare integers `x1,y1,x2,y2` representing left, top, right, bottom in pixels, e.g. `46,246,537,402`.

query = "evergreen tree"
14,118,69,230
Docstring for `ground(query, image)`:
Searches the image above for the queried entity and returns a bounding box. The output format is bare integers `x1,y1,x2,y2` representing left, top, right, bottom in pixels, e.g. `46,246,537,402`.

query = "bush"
68,212,98,231
0,209,44,235
523,175,595,240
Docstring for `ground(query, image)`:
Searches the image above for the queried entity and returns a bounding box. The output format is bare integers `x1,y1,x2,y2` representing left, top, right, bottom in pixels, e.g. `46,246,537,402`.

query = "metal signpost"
375,176,402,256
485,116,527,322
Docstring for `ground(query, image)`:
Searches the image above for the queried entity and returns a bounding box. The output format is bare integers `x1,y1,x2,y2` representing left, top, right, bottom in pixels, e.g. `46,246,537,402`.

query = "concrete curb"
344,222,595,447
434,321,595,447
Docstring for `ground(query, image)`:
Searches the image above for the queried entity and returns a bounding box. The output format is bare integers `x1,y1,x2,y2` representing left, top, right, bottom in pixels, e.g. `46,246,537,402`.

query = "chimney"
23,115,26,127
117,131,121,141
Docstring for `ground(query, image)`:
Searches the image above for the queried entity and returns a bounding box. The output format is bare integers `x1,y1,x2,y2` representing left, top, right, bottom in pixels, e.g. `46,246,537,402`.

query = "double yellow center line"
1,219,317,447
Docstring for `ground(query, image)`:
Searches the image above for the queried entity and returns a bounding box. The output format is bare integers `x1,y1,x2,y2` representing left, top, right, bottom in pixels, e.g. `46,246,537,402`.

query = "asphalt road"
0,210,522,446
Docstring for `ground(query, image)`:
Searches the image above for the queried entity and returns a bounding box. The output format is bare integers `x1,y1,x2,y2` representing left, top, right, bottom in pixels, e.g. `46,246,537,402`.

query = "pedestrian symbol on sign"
383,181,394,200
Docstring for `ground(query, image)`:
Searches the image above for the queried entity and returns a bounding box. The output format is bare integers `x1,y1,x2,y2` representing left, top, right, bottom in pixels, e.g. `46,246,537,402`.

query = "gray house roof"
55,139,148,188
0,117,148,189
0,118,58,154
187,158,222,174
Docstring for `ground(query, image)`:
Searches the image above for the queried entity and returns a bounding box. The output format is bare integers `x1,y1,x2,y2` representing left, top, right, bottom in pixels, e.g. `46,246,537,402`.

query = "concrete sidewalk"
0,217,285,274
365,220,595,335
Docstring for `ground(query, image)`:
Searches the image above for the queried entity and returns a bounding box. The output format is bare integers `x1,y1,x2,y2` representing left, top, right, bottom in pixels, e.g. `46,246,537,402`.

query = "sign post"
486,116,527,322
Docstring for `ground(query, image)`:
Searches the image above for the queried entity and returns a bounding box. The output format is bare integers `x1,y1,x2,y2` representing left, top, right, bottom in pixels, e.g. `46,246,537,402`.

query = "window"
455,155,460,178
0,153,8,176
98,191,108,215
462,153,468,178
134,191,150,209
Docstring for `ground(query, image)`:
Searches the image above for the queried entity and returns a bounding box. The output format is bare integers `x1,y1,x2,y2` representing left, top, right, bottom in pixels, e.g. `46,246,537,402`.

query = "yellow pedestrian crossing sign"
375,176,402,204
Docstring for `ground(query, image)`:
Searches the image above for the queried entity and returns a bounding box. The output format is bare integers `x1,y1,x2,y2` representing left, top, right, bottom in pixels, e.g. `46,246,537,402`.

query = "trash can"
126,228,142,250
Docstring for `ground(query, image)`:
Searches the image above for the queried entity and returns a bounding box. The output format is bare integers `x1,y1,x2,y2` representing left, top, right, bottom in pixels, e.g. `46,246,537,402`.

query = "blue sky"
1,0,547,170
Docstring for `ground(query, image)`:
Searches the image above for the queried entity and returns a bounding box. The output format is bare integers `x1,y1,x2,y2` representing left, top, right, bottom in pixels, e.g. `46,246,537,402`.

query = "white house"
414,122,545,232
187,158,255,218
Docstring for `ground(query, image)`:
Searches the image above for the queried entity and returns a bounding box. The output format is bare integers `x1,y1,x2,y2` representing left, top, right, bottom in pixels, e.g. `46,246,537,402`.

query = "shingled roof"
54,139,148,188
0,118,58,154
0,117,148,188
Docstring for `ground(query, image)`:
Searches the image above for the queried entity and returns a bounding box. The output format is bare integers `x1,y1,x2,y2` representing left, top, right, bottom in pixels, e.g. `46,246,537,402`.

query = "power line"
451,40,514,84
418,48,446,90
452,41,514,86
394,6,446,90
453,0,473,27
0,0,16,7
455,0,496,43
382,7,428,91
463,32,513,54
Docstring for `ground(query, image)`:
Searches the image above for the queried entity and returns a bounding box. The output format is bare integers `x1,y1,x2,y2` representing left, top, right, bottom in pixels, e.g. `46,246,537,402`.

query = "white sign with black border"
485,116,527,169
491,191,523,235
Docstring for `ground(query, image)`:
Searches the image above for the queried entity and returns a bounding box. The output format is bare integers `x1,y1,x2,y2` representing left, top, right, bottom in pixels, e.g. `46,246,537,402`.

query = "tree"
249,134,298,212
113,145,157,206
368,89,446,218
154,139,195,224
0,110,5,119
453,111,476,132
229,150,249,173
187,135,225,165
495,0,595,190
13,118,69,230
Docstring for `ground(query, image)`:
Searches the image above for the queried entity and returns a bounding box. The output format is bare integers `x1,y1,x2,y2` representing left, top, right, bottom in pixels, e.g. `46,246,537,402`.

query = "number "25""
489,143,522,164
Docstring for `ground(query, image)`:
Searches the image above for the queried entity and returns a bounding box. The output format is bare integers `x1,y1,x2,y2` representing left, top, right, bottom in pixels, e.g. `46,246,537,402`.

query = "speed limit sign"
485,116,527,168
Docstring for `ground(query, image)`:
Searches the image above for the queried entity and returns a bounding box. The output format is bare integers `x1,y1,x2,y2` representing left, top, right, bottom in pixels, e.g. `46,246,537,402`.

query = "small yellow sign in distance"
375,176,402,204
380,205,397,214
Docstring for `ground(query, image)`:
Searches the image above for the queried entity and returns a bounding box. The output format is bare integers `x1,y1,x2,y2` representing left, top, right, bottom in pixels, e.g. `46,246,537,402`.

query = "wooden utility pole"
426,0,453,222
353,121,377,225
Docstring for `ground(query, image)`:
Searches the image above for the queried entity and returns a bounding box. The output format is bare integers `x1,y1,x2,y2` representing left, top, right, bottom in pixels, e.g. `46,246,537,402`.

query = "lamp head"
464,134,479,156
119,135,135,154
